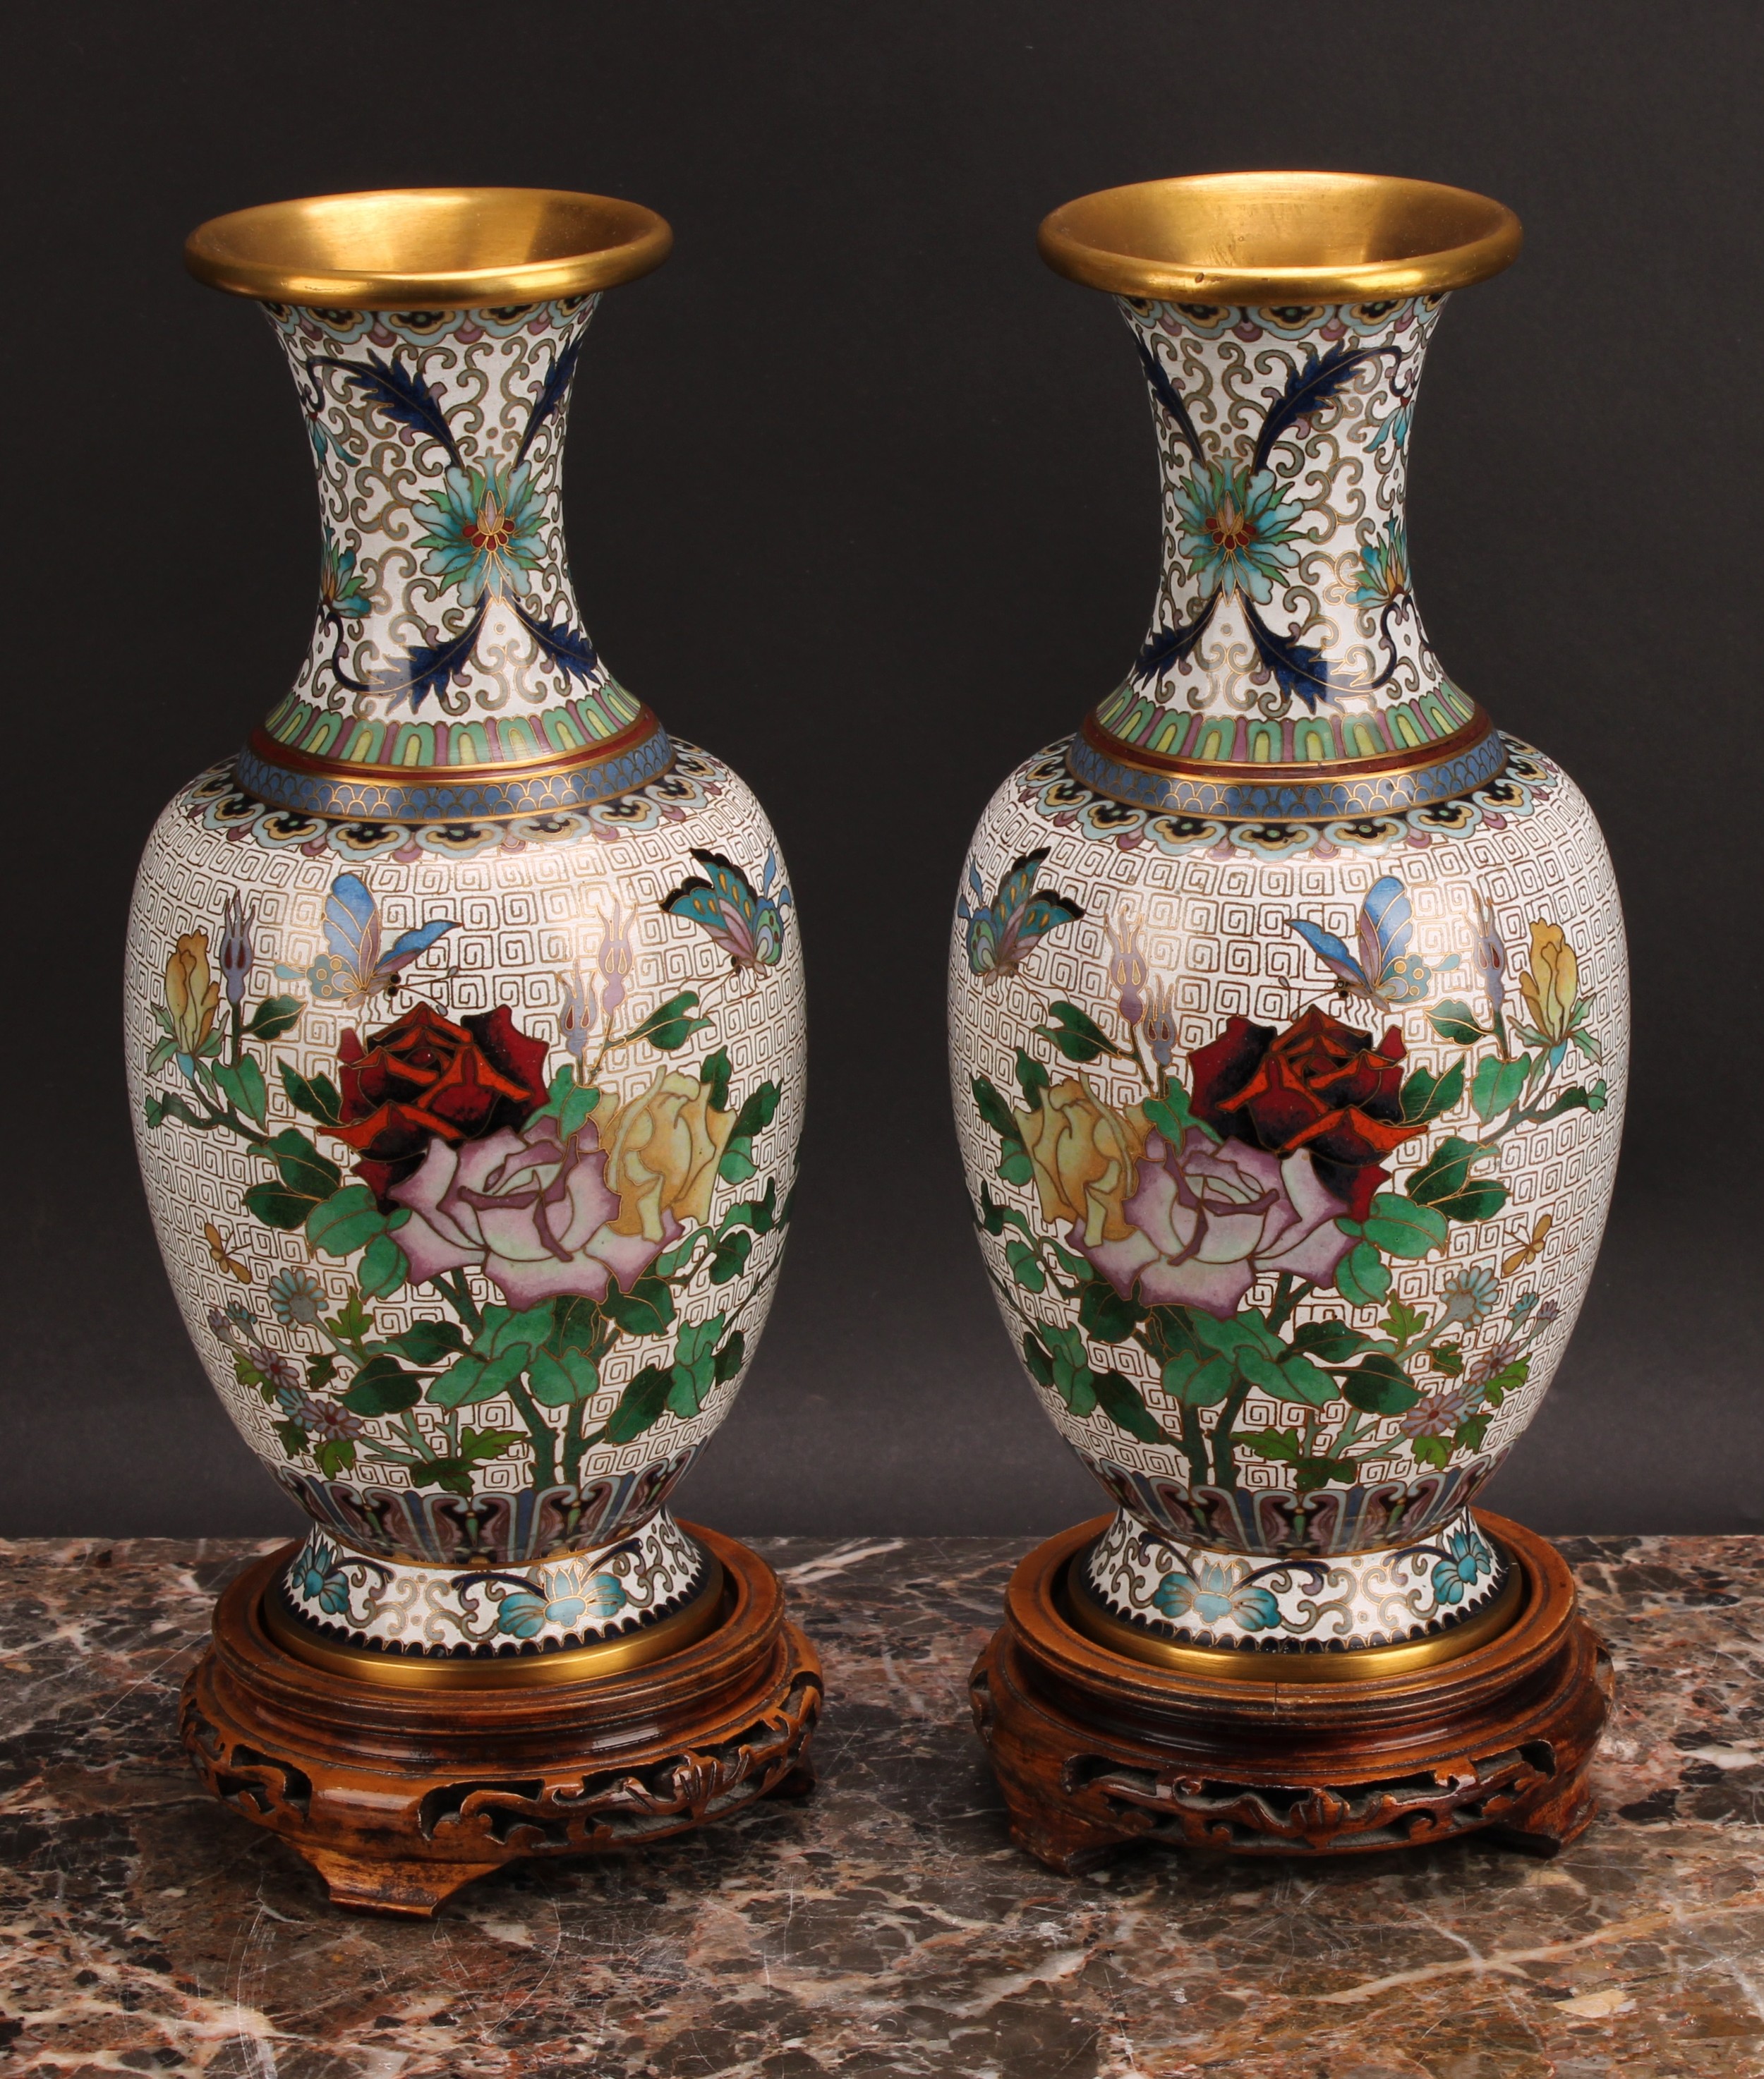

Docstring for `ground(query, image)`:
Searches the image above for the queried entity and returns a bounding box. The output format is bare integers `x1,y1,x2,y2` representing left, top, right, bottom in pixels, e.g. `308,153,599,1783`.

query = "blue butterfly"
959,850,1086,983
663,849,792,977
277,873,459,1011
1287,874,1458,1010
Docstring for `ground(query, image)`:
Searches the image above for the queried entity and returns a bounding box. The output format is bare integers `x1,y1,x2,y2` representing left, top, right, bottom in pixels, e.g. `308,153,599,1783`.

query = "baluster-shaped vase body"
949,176,1626,1652
126,192,804,1661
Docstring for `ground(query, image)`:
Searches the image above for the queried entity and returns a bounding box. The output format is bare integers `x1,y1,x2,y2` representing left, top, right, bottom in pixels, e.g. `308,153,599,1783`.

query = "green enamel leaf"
313,1436,356,1479
1034,1000,1128,1064
1431,1180,1509,1224
1014,1048,1051,1112
528,1345,600,1407
713,1330,746,1383
1288,1318,1367,1365
708,1229,753,1287
1339,1352,1422,1414
306,1184,389,1258
698,1048,732,1113
1361,1192,1449,1259
1398,1060,1464,1127
244,1184,322,1231
603,1276,675,1338
1470,1053,1530,1124
629,992,711,1053
1481,1358,1530,1407
1160,1351,1233,1408
1334,1240,1391,1307
212,1056,269,1127
385,1319,466,1366
1231,1427,1303,1462
357,1232,408,1299
1077,1278,1143,1345
1274,1352,1339,1408
279,1062,344,1127
1410,1434,1454,1469
1090,1369,1164,1442
339,1354,422,1417
246,995,303,1041
1427,999,1486,1045
1005,1238,1046,1293
605,1364,674,1443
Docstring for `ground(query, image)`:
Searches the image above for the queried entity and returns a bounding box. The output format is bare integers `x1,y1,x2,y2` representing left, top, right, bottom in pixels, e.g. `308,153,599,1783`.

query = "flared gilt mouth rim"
184,186,672,308
1038,171,1521,303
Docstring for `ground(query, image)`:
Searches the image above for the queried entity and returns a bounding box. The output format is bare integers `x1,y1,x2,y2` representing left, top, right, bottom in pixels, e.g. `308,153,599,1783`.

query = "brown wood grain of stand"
969,1510,1610,1873
180,1522,821,1916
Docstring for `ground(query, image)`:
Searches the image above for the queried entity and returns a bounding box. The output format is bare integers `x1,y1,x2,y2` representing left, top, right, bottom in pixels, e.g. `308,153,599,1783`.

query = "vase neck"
1073,293,1501,821
239,295,670,823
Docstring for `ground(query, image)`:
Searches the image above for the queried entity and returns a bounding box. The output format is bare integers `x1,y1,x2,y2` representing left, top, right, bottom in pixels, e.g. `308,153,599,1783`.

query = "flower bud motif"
558,964,597,1064
1143,978,1179,1069
1468,889,1505,1022
597,902,634,1019
1104,907,1149,1026
219,895,257,1007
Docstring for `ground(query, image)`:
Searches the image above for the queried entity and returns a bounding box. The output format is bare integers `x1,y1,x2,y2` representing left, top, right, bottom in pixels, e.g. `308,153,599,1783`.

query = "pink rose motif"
1082,1126,1354,1320
389,1113,672,1310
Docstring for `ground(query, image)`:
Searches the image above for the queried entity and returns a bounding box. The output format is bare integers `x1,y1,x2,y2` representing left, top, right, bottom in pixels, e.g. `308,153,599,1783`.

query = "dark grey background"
3,2,1758,1540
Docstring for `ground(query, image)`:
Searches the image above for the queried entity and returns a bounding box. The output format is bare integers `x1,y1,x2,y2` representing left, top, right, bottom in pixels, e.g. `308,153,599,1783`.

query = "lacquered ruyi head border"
1039,171,1521,303
185,186,672,308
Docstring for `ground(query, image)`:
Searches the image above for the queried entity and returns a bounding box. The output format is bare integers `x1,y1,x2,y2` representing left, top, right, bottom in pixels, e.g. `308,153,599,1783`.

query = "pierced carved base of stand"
970,1510,1610,1874
181,1522,821,1917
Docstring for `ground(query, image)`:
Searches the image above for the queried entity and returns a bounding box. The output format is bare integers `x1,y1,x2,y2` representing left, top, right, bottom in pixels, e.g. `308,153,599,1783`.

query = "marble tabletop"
3,1532,1762,2078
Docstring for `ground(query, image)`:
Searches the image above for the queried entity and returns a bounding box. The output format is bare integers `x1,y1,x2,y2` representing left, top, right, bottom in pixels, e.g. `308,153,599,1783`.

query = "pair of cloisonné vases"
129,178,1624,1677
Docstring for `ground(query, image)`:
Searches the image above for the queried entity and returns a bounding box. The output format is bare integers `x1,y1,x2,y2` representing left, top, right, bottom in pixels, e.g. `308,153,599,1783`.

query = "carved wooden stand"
970,1510,1610,1873
181,1523,821,1916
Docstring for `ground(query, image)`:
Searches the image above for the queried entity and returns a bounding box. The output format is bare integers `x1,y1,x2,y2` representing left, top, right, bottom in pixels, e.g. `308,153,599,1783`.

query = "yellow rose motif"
1518,920,1581,1049
1015,1079,1147,1248
164,932,220,1056
603,1070,736,1241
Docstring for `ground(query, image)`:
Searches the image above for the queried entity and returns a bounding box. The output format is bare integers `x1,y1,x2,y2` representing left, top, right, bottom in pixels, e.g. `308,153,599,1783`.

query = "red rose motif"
1188,1005,1420,1220
334,1003,550,1206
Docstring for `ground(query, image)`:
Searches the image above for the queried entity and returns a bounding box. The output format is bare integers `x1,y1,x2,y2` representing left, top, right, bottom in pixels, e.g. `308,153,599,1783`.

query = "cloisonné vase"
126,190,804,1662
949,174,1626,1654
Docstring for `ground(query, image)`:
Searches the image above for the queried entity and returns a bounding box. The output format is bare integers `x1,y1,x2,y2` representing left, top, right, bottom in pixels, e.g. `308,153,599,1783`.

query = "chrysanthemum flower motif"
248,1344,302,1394
1351,519,1410,607
224,1299,257,1333
1395,1386,1478,1438
413,461,545,604
298,1395,366,1444
1432,1526,1494,1606
1438,1265,1499,1328
267,1265,327,1327
1171,461,1306,603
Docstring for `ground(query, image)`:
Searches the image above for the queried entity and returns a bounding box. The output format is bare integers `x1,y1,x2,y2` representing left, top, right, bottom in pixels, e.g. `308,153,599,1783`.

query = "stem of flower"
1209,1366,1254,1489
504,1374,558,1487
397,1410,437,1462
434,1269,483,1337
1178,1402,1209,1486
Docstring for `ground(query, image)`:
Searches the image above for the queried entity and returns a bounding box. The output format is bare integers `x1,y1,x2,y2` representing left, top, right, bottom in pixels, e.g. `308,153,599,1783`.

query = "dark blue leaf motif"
514,335,584,464
310,353,464,471
1133,337,1204,461
511,598,598,684
1243,598,1335,711
1252,344,1401,475
370,598,488,710
1130,588,1220,685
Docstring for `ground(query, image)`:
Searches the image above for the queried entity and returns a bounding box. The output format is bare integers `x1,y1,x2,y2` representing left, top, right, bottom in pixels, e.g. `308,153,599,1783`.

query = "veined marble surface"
2,1534,1762,2078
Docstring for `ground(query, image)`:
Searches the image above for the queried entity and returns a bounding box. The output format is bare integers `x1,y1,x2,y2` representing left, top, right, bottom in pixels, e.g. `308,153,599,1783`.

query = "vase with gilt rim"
126,188,804,1668
948,173,1626,1659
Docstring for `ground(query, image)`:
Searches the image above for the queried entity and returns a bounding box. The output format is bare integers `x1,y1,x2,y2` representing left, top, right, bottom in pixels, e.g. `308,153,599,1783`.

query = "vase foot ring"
180,1522,821,1917
969,1510,1611,1873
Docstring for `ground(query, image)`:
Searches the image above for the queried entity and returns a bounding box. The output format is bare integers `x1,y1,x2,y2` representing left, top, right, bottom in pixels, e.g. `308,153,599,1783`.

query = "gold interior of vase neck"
1039,171,1521,303
185,186,672,309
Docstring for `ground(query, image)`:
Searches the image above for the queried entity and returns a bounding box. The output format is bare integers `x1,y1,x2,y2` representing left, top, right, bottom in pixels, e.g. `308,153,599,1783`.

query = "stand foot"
181,1522,821,1917
972,1511,1612,1870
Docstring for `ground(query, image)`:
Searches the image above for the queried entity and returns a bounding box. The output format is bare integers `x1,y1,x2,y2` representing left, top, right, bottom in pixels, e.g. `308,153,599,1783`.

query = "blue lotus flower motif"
1432,1527,1494,1606
1153,1557,1281,1631
297,1538,352,1614
1171,462,1307,604
495,1563,627,1638
1351,519,1410,607
413,461,545,605
320,533,373,620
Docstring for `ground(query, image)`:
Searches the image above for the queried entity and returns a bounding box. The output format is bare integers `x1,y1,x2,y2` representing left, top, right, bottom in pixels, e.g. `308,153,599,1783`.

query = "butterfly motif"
662,849,792,978
276,873,459,1012
203,1222,252,1283
959,851,1086,983
1287,874,1458,1010
1502,1213,1553,1277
